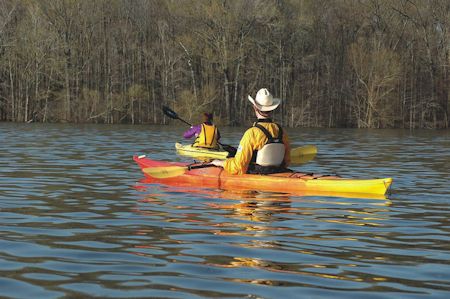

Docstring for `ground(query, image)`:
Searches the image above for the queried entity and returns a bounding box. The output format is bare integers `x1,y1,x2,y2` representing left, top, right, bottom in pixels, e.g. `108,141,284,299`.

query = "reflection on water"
0,123,449,298
133,184,446,295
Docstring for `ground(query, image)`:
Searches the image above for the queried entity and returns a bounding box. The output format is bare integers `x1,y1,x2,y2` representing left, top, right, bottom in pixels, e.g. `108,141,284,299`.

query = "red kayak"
133,155,392,197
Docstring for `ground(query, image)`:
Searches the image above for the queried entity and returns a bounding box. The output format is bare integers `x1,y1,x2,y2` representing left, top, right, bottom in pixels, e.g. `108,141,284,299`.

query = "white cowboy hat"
248,88,281,111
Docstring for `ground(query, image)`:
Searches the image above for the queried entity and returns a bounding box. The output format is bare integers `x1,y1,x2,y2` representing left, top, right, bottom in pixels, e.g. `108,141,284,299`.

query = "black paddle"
162,105,237,157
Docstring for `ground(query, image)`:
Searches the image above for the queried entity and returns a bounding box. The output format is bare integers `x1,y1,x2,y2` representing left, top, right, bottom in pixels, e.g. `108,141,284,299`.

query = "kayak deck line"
133,155,393,196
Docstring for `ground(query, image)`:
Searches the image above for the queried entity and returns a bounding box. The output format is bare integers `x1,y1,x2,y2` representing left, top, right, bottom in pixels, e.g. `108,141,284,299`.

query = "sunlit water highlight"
0,123,449,298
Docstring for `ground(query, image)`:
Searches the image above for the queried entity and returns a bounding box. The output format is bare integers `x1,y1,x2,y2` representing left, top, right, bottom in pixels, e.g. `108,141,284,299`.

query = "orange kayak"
133,155,392,196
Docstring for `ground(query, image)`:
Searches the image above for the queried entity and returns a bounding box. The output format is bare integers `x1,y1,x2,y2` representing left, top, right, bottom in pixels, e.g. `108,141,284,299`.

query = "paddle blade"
162,105,179,119
290,145,318,164
162,105,192,126
143,166,187,179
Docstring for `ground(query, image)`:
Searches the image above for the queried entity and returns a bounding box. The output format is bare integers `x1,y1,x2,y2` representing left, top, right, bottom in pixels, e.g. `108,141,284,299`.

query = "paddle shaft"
178,118,192,127
188,163,215,170
143,163,216,179
166,114,192,127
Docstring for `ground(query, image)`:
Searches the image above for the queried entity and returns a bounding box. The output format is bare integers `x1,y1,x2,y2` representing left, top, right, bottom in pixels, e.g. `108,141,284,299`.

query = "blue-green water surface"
0,123,449,298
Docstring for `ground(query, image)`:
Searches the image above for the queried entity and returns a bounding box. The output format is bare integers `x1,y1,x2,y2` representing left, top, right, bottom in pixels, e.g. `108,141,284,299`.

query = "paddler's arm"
183,125,201,138
220,129,256,175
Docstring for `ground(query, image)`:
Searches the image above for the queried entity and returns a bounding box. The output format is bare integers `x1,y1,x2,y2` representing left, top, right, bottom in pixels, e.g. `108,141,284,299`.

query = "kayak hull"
175,143,229,159
134,156,392,196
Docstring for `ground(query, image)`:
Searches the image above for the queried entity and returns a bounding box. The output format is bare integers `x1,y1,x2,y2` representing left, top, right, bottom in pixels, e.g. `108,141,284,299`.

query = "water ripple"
0,123,449,298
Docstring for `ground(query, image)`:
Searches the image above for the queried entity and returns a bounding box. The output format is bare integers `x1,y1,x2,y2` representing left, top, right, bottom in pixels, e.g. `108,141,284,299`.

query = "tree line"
0,0,448,128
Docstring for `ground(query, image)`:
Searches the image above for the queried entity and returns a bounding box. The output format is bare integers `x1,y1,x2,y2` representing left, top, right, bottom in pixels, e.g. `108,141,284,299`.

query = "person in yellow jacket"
211,88,290,174
183,112,220,149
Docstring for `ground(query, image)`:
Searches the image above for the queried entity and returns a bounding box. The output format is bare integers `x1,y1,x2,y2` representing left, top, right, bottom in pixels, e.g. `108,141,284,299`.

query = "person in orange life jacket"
183,112,221,149
211,88,290,174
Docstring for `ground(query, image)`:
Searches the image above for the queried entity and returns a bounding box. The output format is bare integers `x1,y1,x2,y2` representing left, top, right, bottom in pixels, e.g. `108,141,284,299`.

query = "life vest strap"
250,122,285,166
253,122,283,143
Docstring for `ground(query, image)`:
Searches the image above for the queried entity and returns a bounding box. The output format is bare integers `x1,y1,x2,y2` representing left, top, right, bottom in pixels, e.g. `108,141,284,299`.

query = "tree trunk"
8,59,15,122
223,70,231,125
64,54,71,121
25,83,29,123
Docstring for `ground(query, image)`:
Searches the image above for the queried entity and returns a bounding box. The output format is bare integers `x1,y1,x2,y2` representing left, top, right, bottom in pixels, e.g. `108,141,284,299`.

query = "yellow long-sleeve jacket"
223,120,290,175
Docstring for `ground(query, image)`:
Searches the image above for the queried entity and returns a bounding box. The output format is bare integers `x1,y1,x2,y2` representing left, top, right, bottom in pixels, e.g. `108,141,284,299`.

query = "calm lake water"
0,123,449,298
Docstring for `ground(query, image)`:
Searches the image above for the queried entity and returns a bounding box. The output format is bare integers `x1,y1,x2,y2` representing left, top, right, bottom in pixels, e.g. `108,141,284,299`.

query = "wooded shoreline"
0,0,448,128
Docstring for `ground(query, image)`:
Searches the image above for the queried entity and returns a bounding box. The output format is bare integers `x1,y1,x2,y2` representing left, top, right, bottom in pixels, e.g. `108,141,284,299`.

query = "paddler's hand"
211,160,224,168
